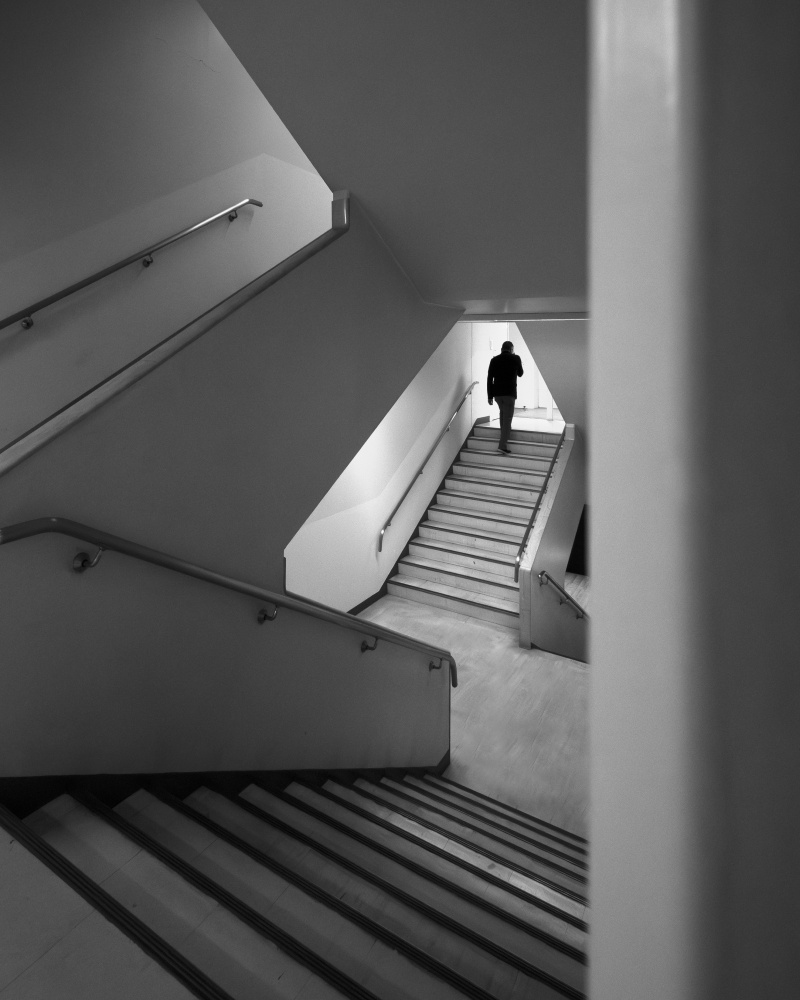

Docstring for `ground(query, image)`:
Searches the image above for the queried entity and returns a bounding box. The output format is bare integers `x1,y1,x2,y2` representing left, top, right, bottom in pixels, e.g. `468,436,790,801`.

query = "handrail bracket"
73,547,104,573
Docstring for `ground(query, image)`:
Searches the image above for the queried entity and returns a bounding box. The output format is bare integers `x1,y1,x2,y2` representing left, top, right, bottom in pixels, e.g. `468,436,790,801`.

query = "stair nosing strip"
390,578,520,617
239,781,587,958
429,515,527,535
284,782,587,929
409,539,515,568
399,558,519,594
74,790,380,1000
420,522,521,547
0,802,236,1000
437,489,535,511
158,783,586,995
427,776,589,848
381,778,587,869
346,783,587,893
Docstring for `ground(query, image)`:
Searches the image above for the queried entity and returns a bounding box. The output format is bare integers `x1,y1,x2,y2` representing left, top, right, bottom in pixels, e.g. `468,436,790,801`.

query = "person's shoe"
497,447,511,454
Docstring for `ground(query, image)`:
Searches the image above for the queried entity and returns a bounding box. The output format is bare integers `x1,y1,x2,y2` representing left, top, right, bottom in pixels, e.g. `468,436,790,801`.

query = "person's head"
501,341,514,353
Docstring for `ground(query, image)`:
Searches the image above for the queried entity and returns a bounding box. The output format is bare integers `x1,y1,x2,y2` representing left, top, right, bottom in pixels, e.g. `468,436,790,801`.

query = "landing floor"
358,595,589,838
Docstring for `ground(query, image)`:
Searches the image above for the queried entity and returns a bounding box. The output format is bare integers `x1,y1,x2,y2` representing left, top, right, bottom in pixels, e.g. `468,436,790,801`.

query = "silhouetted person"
487,340,523,453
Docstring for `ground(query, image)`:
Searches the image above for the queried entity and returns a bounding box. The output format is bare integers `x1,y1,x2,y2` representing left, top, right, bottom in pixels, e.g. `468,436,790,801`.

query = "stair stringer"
519,424,588,659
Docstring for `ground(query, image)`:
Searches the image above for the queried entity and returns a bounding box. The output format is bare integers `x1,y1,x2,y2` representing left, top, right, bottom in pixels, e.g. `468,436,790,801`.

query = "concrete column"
589,3,800,998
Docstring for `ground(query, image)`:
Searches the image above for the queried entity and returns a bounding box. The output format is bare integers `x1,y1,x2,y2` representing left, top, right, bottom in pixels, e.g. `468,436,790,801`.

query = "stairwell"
388,423,563,630
1,771,587,1000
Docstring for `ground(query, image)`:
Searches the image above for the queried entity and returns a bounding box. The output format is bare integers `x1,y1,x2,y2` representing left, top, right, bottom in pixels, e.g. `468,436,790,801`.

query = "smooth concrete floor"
358,595,589,838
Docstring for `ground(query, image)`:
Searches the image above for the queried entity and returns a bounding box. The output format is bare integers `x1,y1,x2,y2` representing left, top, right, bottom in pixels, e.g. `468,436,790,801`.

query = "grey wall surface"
199,0,588,312
0,201,459,592
590,3,800,998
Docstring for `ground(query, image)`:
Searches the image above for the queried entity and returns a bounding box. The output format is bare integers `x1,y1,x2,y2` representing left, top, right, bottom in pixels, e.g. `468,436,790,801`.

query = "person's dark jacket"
487,351,524,402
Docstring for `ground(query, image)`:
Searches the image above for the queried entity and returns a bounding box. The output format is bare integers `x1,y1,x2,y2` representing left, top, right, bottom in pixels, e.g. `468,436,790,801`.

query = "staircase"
2,771,588,999
388,423,562,629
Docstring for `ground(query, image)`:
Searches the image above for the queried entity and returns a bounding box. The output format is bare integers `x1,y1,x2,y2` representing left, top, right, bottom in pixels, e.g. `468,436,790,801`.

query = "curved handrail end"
332,190,350,231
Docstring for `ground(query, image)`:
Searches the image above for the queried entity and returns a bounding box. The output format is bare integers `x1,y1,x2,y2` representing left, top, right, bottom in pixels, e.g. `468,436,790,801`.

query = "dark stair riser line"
409,538,516,574
406,776,586,860
276,782,587,929
389,577,519,622
151,784,586,999
399,558,519,598
73,790,381,1000
234,780,588,956
0,803,236,1000
341,781,587,894
375,777,587,870
428,775,589,848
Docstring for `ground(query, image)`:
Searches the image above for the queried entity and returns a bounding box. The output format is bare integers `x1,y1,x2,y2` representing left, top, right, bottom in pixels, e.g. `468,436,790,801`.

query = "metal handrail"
0,198,264,333
379,382,478,552
514,427,566,582
538,570,590,620
0,517,457,686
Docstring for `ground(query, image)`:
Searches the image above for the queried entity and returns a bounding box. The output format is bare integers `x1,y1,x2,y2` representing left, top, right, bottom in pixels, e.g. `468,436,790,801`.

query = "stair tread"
367,779,586,882
279,784,587,934
318,783,585,922
410,537,516,567
27,796,344,1000
454,461,545,482
438,487,535,512
445,475,540,498
173,788,579,999
429,504,529,529
420,521,522,547
418,776,589,852
390,574,520,614
116,789,470,1000
399,555,518,591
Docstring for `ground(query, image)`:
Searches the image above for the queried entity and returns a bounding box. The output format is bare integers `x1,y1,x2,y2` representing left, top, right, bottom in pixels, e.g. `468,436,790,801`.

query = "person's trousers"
496,395,515,450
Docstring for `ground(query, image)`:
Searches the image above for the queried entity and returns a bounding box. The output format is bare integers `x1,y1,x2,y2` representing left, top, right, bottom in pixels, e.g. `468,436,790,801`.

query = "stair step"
367,778,587,883
459,450,551,475
402,776,588,866
408,538,517,578
115,788,470,1000
467,438,556,462
428,504,527,538
417,776,589,854
0,828,197,1000
472,425,562,447
234,785,586,997
444,475,541,504
453,461,545,488
27,795,355,1000
436,488,534,520
276,782,588,941
388,575,519,628
317,783,586,923
418,521,522,556
172,786,580,1000
398,555,518,601
352,780,587,897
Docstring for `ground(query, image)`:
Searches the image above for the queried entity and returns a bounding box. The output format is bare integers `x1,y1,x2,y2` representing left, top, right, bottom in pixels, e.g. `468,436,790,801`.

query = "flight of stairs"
388,423,562,629
1,771,588,999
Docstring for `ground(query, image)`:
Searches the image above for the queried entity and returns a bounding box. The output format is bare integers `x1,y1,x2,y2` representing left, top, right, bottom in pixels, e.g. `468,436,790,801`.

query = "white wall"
590,3,800,999
286,321,469,610
0,0,330,449
516,320,587,430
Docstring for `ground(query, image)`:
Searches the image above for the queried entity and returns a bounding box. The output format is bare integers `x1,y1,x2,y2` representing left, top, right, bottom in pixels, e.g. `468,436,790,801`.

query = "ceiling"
199,0,588,315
